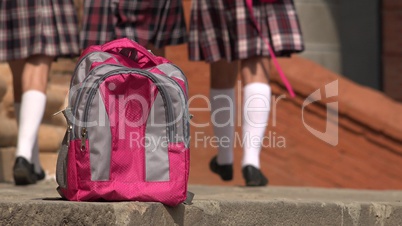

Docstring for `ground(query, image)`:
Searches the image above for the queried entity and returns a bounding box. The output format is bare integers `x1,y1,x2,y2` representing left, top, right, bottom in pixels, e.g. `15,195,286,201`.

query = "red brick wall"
383,0,402,101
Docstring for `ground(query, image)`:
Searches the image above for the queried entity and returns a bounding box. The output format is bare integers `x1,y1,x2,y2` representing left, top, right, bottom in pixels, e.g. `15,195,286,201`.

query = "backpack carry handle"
101,38,162,67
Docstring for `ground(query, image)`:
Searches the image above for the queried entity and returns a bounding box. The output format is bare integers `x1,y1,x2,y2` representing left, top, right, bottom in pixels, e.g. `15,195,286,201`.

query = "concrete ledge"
0,149,58,183
1,182,402,225
0,147,15,182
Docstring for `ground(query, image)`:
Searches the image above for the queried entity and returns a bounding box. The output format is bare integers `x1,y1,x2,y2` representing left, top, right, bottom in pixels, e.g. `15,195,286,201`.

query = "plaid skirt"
80,0,187,49
0,0,80,61
189,0,305,62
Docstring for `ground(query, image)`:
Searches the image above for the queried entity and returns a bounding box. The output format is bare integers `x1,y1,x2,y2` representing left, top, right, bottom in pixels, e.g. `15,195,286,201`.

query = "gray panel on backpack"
145,92,169,181
88,92,112,181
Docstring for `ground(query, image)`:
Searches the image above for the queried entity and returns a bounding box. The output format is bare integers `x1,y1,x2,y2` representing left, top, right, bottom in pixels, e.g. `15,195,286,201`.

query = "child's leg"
240,56,271,168
206,59,238,181
240,56,270,186
9,55,53,175
210,59,238,165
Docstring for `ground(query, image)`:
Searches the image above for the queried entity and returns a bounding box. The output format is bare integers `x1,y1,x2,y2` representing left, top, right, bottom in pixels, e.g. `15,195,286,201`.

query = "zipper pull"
80,128,87,151
67,125,72,145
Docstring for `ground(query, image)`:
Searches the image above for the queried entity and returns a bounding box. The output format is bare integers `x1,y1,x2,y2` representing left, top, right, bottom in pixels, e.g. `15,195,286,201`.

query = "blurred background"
0,0,401,189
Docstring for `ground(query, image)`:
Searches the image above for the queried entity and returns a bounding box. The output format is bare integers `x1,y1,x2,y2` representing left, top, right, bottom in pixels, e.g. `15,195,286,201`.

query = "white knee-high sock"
210,88,235,165
15,103,42,174
15,90,46,173
242,83,271,169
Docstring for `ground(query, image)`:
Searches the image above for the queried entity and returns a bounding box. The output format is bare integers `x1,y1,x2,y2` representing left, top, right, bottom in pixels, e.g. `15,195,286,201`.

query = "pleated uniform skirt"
0,0,80,61
189,0,305,62
80,0,188,49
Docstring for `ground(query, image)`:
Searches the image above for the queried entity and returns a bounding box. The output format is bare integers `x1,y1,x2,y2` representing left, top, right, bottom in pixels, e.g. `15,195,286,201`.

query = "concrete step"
39,152,58,177
0,121,65,151
0,116,18,147
37,124,66,153
2,83,68,127
0,182,402,225
0,147,14,182
0,148,58,183
0,123,65,183
42,84,69,126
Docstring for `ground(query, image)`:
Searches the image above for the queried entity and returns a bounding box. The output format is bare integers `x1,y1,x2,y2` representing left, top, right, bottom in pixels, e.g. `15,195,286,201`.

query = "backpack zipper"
71,64,124,135
79,69,176,151
164,76,190,148
155,63,190,148
70,51,119,88
169,64,189,97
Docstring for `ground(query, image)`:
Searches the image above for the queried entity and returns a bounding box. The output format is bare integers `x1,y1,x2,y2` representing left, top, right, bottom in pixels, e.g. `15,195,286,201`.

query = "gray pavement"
1,180,402,225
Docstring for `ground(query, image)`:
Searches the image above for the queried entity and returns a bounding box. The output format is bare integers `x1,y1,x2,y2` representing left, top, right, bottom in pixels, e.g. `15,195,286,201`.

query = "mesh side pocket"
56,129,69,188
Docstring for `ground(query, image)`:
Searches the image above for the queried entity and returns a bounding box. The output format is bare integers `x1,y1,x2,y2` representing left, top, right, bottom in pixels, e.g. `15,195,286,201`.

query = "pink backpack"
55,38,191,206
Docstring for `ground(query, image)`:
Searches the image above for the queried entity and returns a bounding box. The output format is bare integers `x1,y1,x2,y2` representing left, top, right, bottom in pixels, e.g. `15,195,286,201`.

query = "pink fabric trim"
61,140,188,206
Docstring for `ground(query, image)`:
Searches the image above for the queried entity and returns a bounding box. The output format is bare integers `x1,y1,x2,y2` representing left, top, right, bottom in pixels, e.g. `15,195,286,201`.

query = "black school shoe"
13,157,37,185
242,165,269,186
36,168,46,181
209,156,233,181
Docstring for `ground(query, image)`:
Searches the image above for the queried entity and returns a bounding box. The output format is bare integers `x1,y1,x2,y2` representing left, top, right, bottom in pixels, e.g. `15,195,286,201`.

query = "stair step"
0,147,15,183
40,152,58,178
0,147,59,183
